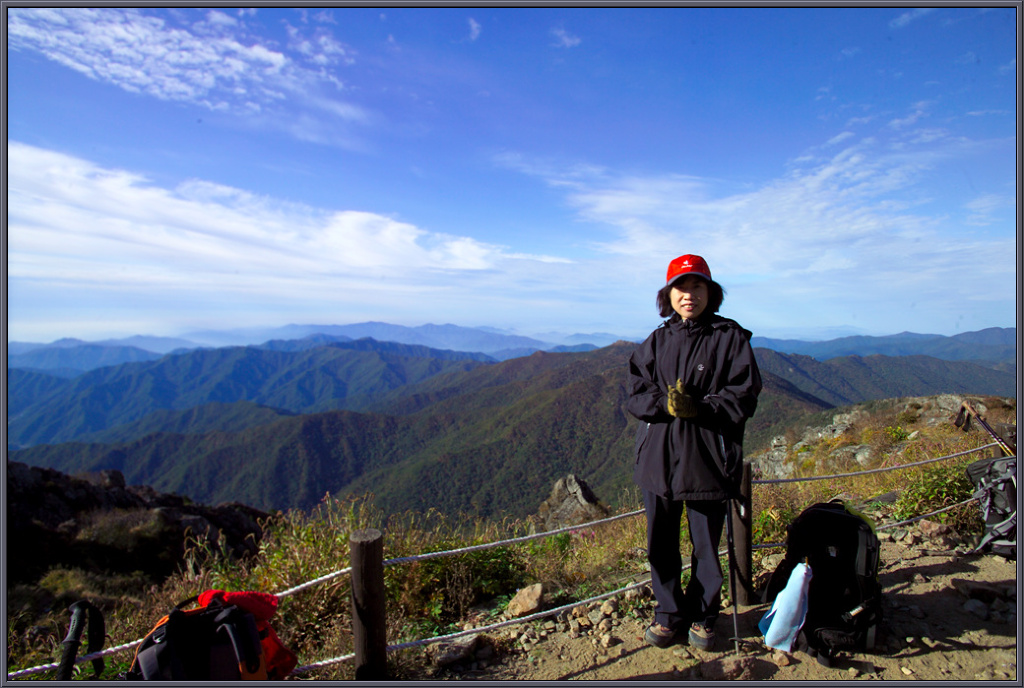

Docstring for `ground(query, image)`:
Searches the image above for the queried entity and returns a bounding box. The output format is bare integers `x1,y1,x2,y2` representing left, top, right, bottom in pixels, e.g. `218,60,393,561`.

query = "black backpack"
763,499,882,666
124,596,268,681
966,455,1016,559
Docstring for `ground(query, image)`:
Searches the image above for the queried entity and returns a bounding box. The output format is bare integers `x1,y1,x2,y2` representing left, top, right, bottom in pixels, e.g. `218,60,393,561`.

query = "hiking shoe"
644,622,682,649
688,621,716,651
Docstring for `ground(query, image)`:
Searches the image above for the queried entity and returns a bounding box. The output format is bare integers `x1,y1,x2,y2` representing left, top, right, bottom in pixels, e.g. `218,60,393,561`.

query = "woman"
626,254,762,650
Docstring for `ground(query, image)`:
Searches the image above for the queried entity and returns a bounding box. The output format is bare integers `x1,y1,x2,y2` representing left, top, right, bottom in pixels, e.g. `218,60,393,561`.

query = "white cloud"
6,142,570,311
889,8,935,29
551,27,581,48
468,18,481,41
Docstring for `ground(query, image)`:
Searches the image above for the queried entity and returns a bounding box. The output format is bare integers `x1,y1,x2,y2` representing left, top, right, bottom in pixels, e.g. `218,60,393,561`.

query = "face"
670,275,709,320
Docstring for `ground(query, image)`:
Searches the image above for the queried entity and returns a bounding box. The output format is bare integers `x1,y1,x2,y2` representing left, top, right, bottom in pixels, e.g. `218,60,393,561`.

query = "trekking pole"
724,499,742,655
55,600,105,681
955,401,1016,456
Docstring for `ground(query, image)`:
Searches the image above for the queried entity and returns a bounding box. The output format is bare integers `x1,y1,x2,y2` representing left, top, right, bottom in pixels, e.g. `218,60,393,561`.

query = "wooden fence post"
350,528,387,680
731,462,754,606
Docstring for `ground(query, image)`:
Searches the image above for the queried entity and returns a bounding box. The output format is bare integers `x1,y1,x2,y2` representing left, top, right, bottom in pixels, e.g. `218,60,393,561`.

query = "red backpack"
125,589,297,680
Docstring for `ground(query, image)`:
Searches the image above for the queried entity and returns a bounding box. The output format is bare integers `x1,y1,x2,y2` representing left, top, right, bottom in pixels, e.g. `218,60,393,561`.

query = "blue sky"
5,6,1018,344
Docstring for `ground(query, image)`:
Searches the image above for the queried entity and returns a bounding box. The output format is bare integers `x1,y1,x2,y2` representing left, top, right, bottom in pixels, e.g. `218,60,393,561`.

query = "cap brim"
666,272,711,286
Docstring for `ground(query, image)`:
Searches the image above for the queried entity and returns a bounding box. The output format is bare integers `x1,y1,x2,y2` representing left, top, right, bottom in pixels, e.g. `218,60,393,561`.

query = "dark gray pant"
643,490,726,630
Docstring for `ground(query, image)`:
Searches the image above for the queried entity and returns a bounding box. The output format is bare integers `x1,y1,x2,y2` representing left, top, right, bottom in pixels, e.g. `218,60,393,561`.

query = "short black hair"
657,279,725,318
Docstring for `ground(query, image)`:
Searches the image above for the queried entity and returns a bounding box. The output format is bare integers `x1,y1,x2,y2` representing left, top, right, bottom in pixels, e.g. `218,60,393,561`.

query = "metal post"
731,462,754,606
350,528,387,680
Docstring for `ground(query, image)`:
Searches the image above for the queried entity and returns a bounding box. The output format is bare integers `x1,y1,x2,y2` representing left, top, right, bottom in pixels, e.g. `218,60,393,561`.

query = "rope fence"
753,443,999,484
8,439,1010,680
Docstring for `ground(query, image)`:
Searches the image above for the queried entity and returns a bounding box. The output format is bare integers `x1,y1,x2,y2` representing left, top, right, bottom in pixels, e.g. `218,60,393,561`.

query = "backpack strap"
214,606,267,678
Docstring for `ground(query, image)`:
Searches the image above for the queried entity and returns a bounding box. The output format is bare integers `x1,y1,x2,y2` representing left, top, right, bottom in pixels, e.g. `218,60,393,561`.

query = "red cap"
666,254,712,286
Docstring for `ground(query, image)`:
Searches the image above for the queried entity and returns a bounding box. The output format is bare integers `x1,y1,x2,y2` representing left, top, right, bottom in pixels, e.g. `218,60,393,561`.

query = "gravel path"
423,533,1018,681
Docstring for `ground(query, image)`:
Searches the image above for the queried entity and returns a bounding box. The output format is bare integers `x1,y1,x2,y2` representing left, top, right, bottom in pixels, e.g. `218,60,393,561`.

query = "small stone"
848,667,861,677
912,573,929,584
901,666,914,676
771,650,792,666
506,583,545,618
429,633,481,667
917,519,951,539
964,599,990,620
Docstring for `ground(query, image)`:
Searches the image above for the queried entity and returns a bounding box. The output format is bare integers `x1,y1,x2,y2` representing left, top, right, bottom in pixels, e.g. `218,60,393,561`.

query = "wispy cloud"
468,18,481,41
551,27,581,48
498,133,1015,334
955,51,979,65
7,8,367,140
964,193,1012,227
888,101,931,129
889,8,935,29
826,131,856,147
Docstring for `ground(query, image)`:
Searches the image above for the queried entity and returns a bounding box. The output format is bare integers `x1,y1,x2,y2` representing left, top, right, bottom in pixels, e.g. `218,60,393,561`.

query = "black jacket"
626,313,762,500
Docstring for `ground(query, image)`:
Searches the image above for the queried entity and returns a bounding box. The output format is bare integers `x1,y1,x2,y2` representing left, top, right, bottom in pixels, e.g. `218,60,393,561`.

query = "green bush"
891,462,983,534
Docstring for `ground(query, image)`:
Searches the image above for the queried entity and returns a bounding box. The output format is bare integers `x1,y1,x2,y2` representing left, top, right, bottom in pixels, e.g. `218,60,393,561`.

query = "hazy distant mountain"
94,335,202,354
11,324,1014,367
7,343,164,373
8,335,200,356
182,321,557,353
751,327,1016,364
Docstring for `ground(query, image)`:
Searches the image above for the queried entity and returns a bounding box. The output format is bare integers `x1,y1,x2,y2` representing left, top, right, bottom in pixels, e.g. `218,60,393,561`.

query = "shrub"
891,461,983,534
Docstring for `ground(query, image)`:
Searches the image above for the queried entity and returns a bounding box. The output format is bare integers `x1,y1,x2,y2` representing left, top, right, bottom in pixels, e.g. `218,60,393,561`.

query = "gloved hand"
667,379,699,418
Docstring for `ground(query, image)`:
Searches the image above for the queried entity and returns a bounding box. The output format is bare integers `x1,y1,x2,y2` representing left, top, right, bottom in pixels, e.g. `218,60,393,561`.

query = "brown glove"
666,379,699,418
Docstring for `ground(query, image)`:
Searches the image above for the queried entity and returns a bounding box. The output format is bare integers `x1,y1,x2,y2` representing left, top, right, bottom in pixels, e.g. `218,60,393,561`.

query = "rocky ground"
415,524,1018,682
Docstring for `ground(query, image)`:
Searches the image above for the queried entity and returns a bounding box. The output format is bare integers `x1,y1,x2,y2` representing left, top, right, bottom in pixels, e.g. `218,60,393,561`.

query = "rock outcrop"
7,461,271,584
533,474,609,532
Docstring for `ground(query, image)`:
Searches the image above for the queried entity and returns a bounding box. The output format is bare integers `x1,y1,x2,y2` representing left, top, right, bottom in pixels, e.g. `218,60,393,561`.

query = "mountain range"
7,325,1017,522
10,324,1015,374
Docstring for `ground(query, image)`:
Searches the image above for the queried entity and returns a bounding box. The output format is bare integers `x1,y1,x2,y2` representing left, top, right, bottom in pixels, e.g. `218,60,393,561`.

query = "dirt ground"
429,537,1018,681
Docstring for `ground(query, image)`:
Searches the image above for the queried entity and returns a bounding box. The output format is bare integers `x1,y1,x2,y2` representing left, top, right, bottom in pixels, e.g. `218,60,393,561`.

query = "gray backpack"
966,455,1016,559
